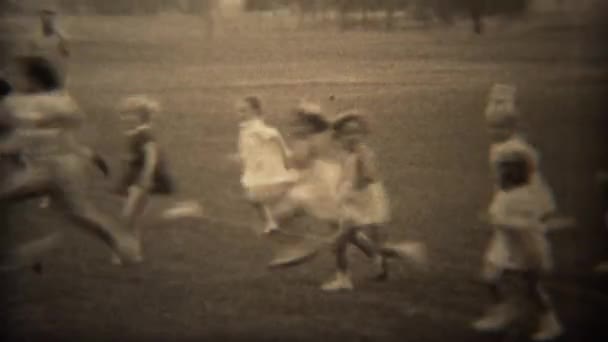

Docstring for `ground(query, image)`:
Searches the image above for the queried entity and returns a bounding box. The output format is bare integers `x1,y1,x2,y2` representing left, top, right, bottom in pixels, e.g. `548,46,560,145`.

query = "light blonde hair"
119,95,161,123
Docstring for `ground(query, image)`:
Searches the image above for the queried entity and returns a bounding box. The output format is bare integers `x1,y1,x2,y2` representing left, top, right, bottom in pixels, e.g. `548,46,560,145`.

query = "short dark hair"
15,56,62,91
244,96,262,114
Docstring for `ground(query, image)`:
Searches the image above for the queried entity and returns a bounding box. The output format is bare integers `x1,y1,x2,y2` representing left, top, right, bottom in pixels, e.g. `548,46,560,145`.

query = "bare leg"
320,225,356,291
111,186,149,264
256,203,278,234
335,232,351,273
526,272,563,340
122,186,149,236
55,181,142,266
352,228,388,280
473,267,516,332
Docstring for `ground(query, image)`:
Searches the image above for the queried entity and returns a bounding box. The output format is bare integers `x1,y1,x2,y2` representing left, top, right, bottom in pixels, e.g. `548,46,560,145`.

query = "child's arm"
0,128,59,154
11,100,82,129
138,141,159,190
271,132,293,169
490,204,544,232
73,144,110,177
356,146,380,189
57,32,70,57
287,139,312,169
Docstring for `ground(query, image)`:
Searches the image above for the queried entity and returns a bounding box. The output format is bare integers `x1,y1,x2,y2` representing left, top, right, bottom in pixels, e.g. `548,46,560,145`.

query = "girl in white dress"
320,111,426,291
485,84,557,224
473,148,563,341
474,84,564,341
236,96,299,234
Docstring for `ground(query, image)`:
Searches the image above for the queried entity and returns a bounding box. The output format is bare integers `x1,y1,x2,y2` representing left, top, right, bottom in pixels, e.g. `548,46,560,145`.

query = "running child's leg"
351,227,387,280
472,264,516,332
321,225,356,291
62,197,142,264
122,185,149,234
526,271,563,341
53,158,142,265
110,185,149,264
258,203,279,234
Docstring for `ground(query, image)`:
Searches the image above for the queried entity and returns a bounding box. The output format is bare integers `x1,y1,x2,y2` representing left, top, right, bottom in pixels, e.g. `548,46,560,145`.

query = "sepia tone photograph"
0,0,607,341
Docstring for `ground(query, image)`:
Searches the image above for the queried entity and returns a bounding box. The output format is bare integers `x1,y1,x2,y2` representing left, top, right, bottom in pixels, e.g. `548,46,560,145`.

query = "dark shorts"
116,161,175,196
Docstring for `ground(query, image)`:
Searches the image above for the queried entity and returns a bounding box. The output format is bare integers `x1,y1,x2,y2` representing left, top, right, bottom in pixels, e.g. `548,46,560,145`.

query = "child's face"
236,100,257,121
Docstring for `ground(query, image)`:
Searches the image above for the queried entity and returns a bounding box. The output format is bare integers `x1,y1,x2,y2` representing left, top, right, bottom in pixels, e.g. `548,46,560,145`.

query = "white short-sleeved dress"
238,118,298,204
282,133,344,222
338,147,390,227
483,186,553,281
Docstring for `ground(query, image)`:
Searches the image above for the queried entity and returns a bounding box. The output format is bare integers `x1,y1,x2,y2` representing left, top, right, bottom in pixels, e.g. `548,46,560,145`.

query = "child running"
486,84,557,222
273,101,344,223
236,95,298,234
28,8,70,87
0,56,141,265
473,148,563,341
320,111,426,291
112,95,203,264
473,84,564,341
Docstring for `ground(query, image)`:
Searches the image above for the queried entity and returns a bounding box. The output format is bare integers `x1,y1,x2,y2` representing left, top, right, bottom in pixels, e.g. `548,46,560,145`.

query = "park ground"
1,13,608,342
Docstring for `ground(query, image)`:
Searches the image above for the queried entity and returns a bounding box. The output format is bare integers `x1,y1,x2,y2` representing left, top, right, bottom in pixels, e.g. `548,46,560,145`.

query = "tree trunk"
470,0,485,34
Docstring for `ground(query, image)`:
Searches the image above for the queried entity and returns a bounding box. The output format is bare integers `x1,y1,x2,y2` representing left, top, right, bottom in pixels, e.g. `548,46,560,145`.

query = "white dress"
484,186,553,275
238,119,298,204
274,133,344,222
338,146,390,226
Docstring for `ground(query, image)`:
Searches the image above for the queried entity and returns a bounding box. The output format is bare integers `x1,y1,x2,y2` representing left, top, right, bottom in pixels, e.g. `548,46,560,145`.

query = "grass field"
1,13,608,341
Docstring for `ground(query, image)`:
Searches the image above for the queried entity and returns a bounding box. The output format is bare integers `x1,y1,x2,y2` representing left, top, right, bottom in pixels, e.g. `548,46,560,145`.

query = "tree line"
245,0,532,33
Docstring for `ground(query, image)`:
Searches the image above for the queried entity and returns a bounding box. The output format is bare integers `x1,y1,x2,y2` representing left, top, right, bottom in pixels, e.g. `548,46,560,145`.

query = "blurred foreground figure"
28,8,69,87
112,95,203,265
0,56,141,266
473,84,568,341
